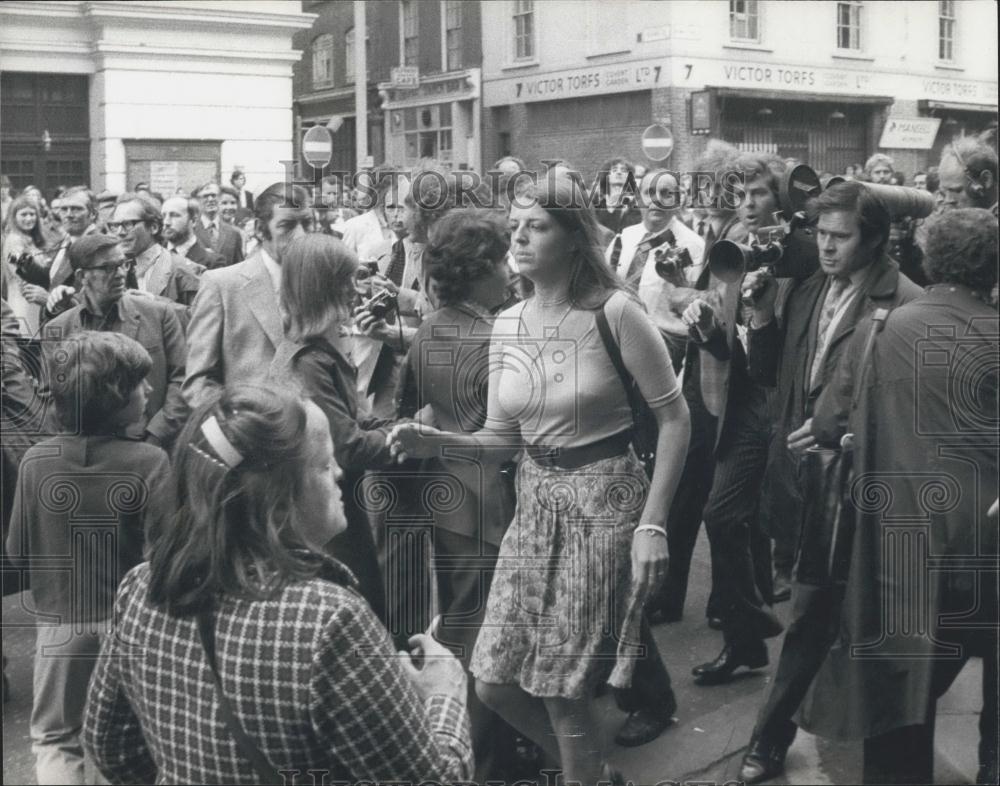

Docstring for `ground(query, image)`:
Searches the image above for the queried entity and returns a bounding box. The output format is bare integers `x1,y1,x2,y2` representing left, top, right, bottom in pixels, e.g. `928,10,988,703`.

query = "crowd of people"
1,130,997,786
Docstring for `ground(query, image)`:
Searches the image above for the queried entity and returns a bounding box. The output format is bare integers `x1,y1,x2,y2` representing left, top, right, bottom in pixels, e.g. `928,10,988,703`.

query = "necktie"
810,276,850,385
625,231,672,284
697,219,707,238
125,260,139,291
385,239,406,287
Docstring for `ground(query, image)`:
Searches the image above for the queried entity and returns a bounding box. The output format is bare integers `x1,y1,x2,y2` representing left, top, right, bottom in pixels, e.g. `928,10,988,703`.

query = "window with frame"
402,0,419,67
836,1,862,51
729,0,760,42
312,33,334,87
402,103,453,165
939,0,956,62
445,0,463,71
513,0,535,61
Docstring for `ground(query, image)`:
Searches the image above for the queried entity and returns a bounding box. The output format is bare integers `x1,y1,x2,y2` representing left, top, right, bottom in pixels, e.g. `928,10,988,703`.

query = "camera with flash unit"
653,229,695,281
709,164,823,284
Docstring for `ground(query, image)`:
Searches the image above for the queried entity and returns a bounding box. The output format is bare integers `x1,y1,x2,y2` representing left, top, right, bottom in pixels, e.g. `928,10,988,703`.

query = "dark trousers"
862,629,999,785
751,582,844,749
702,389,775,645
433,529,521,783
654,393,722,619
613,617,676,719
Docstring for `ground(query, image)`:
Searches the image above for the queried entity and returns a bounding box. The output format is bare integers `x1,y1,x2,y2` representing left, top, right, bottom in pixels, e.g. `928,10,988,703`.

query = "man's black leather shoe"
692,642,769,685
739,739,788,784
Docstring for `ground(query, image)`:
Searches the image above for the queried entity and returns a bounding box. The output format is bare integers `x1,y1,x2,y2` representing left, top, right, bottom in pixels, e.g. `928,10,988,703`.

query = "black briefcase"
795,440,856,587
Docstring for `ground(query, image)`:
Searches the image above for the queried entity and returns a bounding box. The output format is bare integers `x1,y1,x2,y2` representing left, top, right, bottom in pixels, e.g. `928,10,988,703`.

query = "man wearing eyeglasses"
192,181,244,267
183,182,312,408
40,234,188,447
109,193,203,307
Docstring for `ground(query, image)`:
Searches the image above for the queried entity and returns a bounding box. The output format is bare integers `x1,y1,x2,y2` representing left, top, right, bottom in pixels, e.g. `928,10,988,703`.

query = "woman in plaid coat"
82,385,473,784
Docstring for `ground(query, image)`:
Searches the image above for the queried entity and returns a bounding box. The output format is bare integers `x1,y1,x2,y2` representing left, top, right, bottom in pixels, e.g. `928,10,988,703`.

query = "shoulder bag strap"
196,609,282,785
851,307,890,410
594,303,642,420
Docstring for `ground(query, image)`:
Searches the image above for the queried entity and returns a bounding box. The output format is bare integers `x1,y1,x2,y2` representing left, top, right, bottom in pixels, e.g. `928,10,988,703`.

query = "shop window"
836,1,863,51
445,1,462,71
312,34,334,88
938,0,956,62
513,0,535,61
402,0,419,67
402,103,453,165
729,0,760,42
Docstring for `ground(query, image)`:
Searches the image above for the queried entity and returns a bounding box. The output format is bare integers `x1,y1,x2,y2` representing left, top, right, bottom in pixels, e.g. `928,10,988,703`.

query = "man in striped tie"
737,179,924,784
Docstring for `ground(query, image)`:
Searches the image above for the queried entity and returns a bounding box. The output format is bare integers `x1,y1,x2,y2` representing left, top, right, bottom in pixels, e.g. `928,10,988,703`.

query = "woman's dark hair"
4,193,49,249
922,208,998,295
595,157,636,200
424,209,510,305
49,331,152,435
408,164,494,243
280,234,358,341
149,385,326,616
512,171,627,310
806,180,890,257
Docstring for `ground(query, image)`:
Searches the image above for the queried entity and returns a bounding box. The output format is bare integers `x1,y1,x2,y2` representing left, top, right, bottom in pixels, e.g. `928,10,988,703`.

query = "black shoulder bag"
796,307,890,587
196,609,283,785
594,303,659,479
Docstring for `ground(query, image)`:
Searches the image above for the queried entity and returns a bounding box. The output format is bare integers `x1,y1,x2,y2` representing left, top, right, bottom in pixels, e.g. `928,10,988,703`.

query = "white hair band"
200,416,244,468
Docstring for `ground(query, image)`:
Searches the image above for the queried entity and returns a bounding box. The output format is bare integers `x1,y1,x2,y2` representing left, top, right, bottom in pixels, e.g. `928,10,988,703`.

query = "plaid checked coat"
83,563,472,785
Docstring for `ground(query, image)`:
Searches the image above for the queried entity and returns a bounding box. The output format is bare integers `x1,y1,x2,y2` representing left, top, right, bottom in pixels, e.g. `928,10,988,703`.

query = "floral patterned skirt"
469,449,649,699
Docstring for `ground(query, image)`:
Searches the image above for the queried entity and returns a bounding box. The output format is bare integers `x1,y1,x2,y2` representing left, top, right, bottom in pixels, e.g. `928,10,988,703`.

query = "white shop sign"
879,117,942,149
483,55,997,108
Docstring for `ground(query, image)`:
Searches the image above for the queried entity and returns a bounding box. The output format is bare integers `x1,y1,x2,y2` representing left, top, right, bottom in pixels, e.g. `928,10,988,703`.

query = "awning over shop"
711,87,893,105
918,99,998,114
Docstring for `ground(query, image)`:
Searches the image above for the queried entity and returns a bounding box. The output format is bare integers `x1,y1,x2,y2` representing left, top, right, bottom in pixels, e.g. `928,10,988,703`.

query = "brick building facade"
481,0,998,181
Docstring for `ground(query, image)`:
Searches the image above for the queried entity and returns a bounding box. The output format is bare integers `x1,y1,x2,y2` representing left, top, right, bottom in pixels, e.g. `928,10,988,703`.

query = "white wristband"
634,524,667,538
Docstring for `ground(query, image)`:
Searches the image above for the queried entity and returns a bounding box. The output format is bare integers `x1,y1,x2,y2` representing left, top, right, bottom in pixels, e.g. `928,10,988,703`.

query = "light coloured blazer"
182,251,282,408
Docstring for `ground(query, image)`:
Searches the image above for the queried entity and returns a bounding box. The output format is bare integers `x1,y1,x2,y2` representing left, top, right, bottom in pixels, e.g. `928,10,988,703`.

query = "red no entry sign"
303,125,333,168
642,124,674,162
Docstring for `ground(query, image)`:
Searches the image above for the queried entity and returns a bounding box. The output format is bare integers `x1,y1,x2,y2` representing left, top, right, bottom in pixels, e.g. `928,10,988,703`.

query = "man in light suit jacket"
183,183,311,408
42,234,188,446
110,194,203,307
193,182,245,268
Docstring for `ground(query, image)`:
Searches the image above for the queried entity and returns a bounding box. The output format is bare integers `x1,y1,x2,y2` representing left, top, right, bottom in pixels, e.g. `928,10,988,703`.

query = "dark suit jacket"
177,237,224,269
43,293,189,443
747,256,924,535
142,245,202,307
194,220,244,268
678,213,748,454
397,303,516,546
182,251,281,408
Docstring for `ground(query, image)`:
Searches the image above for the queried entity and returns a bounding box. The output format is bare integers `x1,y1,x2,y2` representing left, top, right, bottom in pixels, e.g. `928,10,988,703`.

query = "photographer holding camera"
678,153,787,689
605,169,705,370
737,179,923,784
